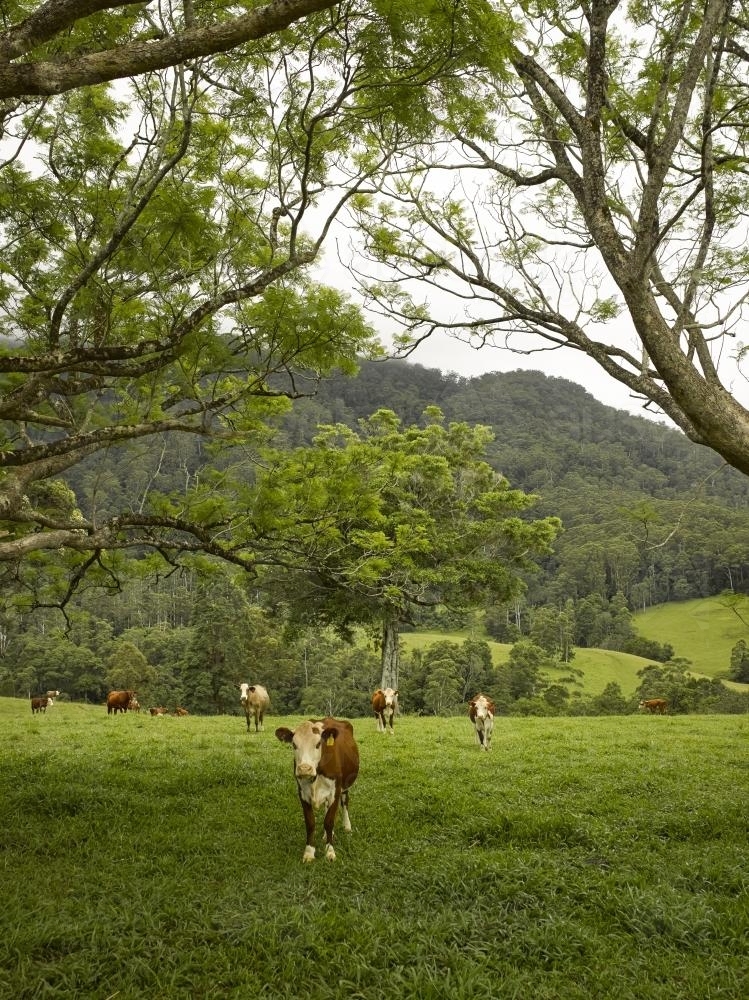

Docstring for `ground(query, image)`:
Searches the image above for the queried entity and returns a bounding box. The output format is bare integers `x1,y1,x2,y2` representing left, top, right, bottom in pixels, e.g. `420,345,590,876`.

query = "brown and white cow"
173,706,189,716
31,696,49,714
149,706,168,716
239,683,270,733
372,687,398,734
275,717,360,863
107,690,135,715
469,694,495,750
639,698,668,715
127,698,140,713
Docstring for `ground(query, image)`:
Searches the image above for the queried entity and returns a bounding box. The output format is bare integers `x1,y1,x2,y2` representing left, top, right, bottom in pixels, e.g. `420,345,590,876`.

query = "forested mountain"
64,359,749,612
4,360,748,717
280,361,749,607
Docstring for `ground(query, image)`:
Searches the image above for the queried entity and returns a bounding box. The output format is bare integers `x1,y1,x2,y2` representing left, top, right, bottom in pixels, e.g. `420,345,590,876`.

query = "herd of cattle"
27,682,668,863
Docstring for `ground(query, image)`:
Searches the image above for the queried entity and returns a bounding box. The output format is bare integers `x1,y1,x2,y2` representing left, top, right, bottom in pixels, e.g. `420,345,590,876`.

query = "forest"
2,362,748,719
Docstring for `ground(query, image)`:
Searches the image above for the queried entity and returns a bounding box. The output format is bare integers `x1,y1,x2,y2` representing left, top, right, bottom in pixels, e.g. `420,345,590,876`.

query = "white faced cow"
469,694,495,751
372,687,398,734
275,718,359,863
239,683,270,733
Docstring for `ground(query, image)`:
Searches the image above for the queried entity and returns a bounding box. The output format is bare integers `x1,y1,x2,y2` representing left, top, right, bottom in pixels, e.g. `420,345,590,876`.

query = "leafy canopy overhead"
346,0,749,477
0,2,490,600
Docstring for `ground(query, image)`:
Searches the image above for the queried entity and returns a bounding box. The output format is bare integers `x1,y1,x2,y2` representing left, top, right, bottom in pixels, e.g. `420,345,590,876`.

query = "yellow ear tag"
326,736,335,746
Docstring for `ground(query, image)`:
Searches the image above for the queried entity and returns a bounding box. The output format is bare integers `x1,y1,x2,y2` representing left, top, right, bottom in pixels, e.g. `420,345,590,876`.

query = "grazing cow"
107,690,135,715
469,694,495,750
639,698,668,715
239,683,270,733
173,707,189,716
31,696,49,714
275,717,360,863
372,687,398,734
149,706,168,716
127,698,140,713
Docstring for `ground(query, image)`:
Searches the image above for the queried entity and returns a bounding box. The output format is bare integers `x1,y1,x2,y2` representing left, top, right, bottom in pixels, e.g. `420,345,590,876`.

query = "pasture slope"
400,631,653,697
1,697,747,1000
635,595,749,680
403,595,749,695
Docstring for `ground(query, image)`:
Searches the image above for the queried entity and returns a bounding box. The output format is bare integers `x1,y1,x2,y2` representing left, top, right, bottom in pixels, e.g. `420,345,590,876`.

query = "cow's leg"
387,711,394,734
244,705,251,732
485,723,492,750
301,799,316,863
323,798,340,861
257,709,264,732
339,788,352,834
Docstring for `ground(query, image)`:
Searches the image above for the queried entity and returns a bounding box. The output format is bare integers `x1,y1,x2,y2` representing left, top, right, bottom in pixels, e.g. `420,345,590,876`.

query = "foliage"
253,407,560,686
347,2,749,478
3,3,493,599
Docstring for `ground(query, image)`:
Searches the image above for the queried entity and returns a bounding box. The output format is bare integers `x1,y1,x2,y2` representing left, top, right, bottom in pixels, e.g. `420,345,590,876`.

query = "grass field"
635,595,749,678
1,698,747,999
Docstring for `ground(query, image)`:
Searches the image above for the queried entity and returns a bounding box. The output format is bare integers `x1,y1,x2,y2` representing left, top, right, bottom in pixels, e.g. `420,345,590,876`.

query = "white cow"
239,683,270,732
469,694,495,751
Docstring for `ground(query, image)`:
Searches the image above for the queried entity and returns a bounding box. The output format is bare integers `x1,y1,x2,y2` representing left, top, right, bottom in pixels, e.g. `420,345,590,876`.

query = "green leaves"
255,407,560,631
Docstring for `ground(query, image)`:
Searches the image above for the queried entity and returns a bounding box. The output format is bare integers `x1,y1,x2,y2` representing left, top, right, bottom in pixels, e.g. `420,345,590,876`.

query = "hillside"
401,595,749,697
399,630,651,697
634,595,749,679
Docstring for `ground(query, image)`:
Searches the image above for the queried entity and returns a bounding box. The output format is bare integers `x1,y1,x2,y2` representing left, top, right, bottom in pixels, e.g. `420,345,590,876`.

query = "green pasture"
635,595,749,679
1,698,747,999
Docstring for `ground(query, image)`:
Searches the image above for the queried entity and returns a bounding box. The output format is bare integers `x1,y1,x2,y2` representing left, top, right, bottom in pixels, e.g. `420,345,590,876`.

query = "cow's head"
471,695,492,720
275,720,338,780
382,688,398,708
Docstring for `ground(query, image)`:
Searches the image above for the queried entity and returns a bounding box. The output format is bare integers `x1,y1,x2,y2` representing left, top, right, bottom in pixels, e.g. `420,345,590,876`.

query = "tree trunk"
380,618,400,690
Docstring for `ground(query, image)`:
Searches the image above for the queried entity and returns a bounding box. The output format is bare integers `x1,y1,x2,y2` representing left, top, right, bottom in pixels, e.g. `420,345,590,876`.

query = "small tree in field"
255,408,560,689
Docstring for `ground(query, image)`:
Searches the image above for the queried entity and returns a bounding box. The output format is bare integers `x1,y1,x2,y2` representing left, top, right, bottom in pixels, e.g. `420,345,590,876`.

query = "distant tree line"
1,574,746,717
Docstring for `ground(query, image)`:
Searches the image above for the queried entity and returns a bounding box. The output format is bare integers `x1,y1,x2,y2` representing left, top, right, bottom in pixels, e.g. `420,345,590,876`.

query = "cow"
372,687,398,734
275,717,360,863
239,683,270,733
639,698,668,715
149,706,168,716
127,698,141,713
31,696,49,714
107,690,135,715
469,694,495,750
173,707,189,716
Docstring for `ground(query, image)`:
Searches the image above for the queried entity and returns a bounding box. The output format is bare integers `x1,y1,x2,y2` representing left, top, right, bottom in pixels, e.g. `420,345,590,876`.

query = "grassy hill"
399,630,651,696
400,595,749,696
634,595,749,679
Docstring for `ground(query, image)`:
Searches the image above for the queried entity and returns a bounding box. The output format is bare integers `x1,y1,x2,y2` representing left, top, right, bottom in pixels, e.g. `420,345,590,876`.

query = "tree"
349,1,749,478
254,408,560,688
105,639,153,692
1,2,479,605
729,640,749,683
506,640,549,701
0,0,339,99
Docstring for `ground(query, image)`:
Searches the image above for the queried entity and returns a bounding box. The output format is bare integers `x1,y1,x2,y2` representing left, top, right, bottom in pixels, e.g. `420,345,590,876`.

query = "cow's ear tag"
326,736,335,746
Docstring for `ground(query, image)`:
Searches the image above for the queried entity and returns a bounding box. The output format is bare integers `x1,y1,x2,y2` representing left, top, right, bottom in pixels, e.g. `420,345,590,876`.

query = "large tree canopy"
348,0,749,477
0,2,482,599
253,407,561,686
